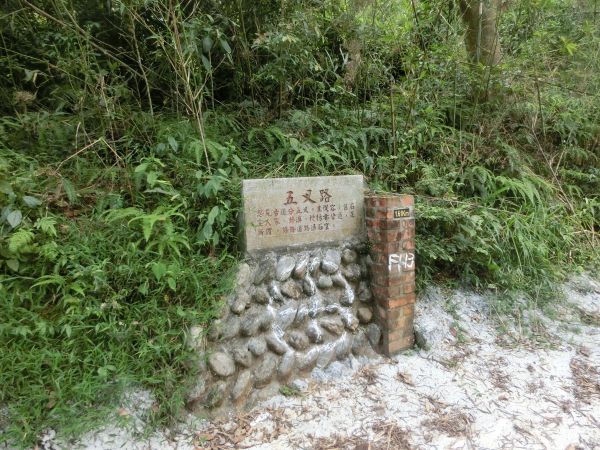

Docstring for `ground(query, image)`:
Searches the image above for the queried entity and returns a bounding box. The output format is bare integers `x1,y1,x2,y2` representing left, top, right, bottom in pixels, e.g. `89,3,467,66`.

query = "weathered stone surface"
278,352,296,379
308,256,320,274
306,321,324,343
358,282,372,303
204,381,227,408
321,260,339,275
236,263,253,287
316,346,335,368
231,370,253,403
221,316,241,340
293,305,310,326
287,330,310,351
340,286,355,306
331,272,347,288
298,348,319,371
186,326,204,351
324,249,342,266
342,312,359,332
312,360,352,382
324,304,340,314
289,378,309,392
241,312,263,336
207,319,222,341
303,277,316,296
242,176,365,253
359,258,369,279
342,263,361,281
293,256,309,279
231,292,250,314
265,333,288,355
317,275,333,289
253,259,275,285
276,256,296,282
341,248,358,265
367,323,382,347
208,352,236,378
320,316,344,336
357,307,373,324
268,281,284,303
280,280,302,299
232,345,253,368
308,297,321,318
254,353,278,387
260,309,274,331
276,304,297,330
186,377,207,402
351,330,370,356
248,336,267,356
335,334,352,360
252,286,270,305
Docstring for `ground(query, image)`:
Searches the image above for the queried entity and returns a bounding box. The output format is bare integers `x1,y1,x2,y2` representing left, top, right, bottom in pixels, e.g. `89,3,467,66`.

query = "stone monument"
186,175,415,414
241,174,365,253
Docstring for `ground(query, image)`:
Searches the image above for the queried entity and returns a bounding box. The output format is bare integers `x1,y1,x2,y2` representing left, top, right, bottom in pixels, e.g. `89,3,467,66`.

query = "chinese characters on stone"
254,188,355,237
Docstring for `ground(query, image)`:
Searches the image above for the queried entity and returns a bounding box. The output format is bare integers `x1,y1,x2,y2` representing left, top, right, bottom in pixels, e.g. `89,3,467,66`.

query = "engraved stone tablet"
242,175,365,253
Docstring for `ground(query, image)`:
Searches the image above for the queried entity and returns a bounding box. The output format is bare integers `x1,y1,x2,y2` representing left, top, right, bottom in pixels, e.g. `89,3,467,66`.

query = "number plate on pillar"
393,208,410,218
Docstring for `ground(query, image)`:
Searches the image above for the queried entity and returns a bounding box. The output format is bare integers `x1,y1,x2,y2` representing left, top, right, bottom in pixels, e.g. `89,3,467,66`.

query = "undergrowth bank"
0,0,599,446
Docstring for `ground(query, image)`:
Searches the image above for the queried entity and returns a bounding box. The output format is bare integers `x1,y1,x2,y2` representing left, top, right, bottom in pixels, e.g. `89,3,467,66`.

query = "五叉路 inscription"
242,175,365,252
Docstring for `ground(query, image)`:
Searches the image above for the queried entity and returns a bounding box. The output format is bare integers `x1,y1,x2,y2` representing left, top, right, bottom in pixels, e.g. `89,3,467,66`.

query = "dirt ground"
20,275,600,450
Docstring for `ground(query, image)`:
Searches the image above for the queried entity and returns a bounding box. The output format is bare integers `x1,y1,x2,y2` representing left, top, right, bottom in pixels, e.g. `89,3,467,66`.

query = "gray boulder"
204,381,227,408
287,330,310,351
293,256,309,279
303,277,317,296
253,258,275,285
241,312,263,336
317,275,333,289
252,286,270,305
254,353,278,387
231,292,250,314
280,280,303,299
231,371,253,403
248,336,267,356
231,345,253,368
276,256,296,282
367,323,382,347
357,307,373,324
266,333,289,355
278,352,296,379
208,352,236,377
320,316,344,336
341,248,358,264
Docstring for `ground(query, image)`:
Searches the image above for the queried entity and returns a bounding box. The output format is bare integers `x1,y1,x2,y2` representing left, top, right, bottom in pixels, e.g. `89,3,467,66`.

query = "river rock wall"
186,241,381,414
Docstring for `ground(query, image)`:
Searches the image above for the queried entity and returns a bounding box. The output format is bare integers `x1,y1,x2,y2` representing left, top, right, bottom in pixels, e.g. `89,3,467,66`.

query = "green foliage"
1,0,599,446
278,384,304,397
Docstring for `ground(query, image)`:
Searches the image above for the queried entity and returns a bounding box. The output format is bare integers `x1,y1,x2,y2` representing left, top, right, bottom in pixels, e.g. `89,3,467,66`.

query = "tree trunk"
459,0,502,66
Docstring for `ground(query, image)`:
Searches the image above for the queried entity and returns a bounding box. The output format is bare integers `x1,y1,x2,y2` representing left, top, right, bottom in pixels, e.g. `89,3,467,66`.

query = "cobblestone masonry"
366,195,416,355
186,242,380,414
186,193,416,414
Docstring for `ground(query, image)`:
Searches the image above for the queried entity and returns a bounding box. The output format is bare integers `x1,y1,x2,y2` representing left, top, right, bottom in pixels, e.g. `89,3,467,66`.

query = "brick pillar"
365,194,416,356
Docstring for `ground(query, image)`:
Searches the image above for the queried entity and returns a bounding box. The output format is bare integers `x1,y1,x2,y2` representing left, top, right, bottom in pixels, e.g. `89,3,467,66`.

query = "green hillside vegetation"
0,0,598,445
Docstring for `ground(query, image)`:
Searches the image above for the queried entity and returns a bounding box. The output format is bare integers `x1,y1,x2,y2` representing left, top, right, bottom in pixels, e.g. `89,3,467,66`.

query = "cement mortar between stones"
186,240,381,415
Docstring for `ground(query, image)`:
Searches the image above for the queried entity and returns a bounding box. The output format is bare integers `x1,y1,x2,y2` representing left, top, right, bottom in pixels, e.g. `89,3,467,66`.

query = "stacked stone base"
186,241,381,413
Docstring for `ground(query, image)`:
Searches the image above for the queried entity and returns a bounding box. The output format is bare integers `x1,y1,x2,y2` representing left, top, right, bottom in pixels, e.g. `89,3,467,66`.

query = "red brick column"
365,195,416,356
